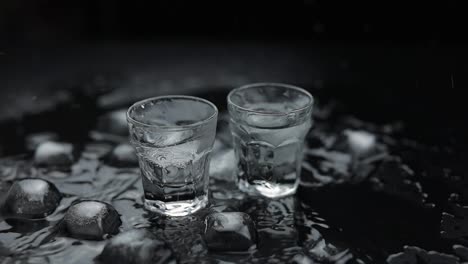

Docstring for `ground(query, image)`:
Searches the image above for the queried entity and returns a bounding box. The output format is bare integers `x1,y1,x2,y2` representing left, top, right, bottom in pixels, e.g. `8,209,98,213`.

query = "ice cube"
346,130,375,150
3,178,62,219
290,254,315,264
453,245,468,261
25,132,59,151
97,109,129,136
209,149,236,182
274,141,300,164
145,148,197,184
82,142,113,160
245,113,292,128
204,212,257,252
333,130,378,159
144,130,195,147
97,229,176,264
163,165,190,183
387,246,459,264
164,130,194,146
34,141,74,168
216,115,233,146
241,142,276,181
63,200,121,240
107,143,138,167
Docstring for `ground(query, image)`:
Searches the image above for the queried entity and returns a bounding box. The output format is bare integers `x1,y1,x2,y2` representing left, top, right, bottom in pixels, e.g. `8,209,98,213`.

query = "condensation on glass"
127,96,218,216
228,83,313,198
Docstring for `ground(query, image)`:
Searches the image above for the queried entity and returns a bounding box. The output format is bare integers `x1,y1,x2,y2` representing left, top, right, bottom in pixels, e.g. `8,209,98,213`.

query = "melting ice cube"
97,229,176,264
63,200,121,240
344,130,376,156
3,178,62,219
204,212,257,252
34,141,74,168
97,109,129,136
25,132,59,152
209,149,236,182
107,143,138,167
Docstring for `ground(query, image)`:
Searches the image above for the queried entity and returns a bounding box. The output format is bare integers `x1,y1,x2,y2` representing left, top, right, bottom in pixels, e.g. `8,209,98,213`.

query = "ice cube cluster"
63,200,121,240
3,178,62,219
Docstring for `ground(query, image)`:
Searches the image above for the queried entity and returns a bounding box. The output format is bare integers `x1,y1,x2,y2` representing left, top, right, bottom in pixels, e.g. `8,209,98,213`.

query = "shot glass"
227,83,313,198
127,95,218,216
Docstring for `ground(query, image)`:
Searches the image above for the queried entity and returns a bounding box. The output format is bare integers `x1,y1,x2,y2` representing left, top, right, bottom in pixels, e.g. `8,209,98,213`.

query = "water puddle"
0,92,466,263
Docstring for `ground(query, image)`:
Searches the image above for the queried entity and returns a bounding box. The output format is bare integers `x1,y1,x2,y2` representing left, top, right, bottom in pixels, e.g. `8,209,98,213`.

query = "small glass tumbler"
228,83,313,198
127,95,218,216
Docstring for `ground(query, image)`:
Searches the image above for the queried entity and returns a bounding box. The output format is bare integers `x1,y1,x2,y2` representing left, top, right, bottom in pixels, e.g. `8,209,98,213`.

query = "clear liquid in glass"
134,139,211,216
230,118,311,198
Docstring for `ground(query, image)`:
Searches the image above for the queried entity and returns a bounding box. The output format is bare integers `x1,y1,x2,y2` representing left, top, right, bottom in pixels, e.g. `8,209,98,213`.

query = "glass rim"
126,95,218,130
227,82,314,116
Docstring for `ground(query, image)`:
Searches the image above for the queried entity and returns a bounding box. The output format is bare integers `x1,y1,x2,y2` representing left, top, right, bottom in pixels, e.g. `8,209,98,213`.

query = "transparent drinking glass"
228,83,313,198
127,95,218,216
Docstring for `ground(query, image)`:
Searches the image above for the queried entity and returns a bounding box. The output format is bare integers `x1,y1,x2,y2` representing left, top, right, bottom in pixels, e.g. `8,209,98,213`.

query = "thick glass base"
143,195,208,217
238,179,298,198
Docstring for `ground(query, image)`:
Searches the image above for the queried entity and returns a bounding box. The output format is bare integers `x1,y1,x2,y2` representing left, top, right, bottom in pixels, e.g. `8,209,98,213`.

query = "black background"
0,0,466,149
0,0,466,44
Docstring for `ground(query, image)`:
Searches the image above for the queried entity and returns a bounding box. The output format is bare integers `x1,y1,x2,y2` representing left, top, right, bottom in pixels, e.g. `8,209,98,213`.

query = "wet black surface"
0,46,467,263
